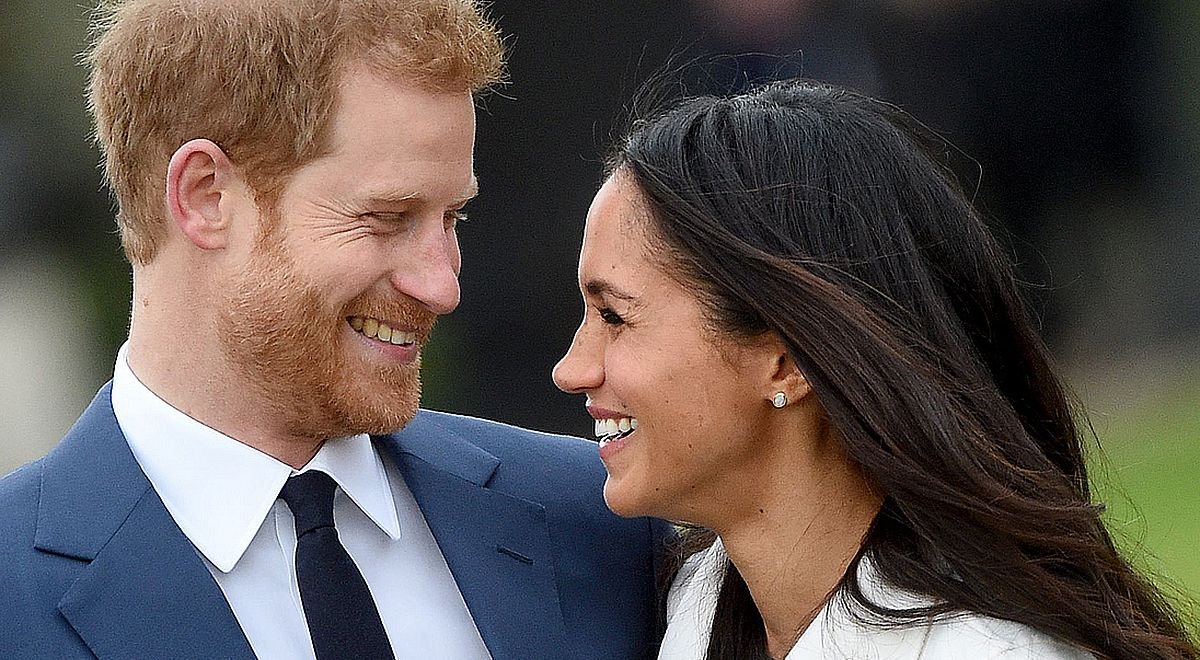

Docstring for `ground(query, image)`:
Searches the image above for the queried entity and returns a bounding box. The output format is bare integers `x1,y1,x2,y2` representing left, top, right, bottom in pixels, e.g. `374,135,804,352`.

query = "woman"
552,80,1197,659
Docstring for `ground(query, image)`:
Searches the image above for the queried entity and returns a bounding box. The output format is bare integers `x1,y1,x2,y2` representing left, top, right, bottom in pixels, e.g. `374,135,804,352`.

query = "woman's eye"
444,209,468,229
598,307,625,326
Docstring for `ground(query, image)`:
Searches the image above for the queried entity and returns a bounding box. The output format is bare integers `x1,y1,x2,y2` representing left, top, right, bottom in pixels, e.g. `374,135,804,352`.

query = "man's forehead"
334,60,475,102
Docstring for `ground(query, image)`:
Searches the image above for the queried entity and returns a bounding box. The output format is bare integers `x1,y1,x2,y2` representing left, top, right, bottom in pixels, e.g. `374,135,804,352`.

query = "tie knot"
280,471,339,537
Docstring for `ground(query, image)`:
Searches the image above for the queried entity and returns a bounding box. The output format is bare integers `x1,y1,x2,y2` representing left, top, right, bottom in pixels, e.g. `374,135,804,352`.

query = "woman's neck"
713,448,882,659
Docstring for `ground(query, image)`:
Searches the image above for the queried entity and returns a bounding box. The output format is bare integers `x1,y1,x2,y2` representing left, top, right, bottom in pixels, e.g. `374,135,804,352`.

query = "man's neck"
126,322,324,469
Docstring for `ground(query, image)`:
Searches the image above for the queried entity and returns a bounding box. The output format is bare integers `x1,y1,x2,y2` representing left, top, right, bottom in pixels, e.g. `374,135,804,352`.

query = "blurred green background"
1087,362,1200,609
1,0,1196,623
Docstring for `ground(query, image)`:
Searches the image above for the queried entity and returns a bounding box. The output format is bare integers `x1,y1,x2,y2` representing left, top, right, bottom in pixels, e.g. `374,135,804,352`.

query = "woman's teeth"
348,316,417,345
594,417,637,443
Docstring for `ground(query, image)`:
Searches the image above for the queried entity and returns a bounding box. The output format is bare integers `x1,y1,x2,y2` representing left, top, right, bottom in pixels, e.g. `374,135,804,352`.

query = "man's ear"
165,139,241,251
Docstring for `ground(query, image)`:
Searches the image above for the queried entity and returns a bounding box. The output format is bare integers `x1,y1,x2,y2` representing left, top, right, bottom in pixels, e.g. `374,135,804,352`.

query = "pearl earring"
771,392,788,408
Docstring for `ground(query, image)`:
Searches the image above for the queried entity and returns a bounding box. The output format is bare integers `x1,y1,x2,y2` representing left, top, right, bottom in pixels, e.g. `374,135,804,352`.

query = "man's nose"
390,227,461,315
552,327,603,393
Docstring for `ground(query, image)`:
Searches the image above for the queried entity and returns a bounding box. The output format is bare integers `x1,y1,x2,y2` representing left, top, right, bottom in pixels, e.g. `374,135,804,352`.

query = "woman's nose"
552,327,603,393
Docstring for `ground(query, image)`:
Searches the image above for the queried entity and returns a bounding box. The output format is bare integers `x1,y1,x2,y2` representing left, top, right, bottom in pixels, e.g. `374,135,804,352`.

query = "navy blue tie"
279,471,394,660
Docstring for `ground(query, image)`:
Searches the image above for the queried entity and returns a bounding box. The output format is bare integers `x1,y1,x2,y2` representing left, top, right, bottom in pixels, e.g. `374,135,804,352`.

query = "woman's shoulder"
796,604,1096,660
915,612,1096,659
792,559,1098,660
662,543,1098,660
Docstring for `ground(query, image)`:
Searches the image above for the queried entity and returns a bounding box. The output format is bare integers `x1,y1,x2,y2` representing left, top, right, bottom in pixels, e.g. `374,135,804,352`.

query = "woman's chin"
602,478,652,519
602,476,680,521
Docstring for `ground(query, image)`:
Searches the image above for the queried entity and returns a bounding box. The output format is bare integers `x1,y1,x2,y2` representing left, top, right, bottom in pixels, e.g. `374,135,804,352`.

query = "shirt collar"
111,342,401,573
301,427,402,543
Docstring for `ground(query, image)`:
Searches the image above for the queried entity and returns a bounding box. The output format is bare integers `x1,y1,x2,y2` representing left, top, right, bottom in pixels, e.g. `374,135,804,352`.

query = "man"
0,1,665,658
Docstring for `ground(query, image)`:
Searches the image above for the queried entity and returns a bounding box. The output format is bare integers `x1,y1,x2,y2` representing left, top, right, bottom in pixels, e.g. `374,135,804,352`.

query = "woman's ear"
762,337,811,407
165,139,240,251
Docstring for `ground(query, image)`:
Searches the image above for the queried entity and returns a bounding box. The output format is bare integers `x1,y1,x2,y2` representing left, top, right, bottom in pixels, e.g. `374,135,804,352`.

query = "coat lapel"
380,413,569,659
36,384,254,660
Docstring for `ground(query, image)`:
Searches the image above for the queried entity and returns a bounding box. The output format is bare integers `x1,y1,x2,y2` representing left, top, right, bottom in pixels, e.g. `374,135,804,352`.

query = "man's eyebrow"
363,177,479,206
365,191,419,206
584,278,638,301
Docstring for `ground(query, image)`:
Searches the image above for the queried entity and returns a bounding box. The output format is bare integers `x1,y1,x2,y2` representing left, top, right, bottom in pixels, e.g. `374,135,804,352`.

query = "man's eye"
598,307,625,325
362,211,406,224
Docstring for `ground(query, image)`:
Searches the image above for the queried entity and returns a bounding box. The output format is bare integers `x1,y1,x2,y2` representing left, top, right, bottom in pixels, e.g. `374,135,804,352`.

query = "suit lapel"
380,413,569,659
36,384,254,660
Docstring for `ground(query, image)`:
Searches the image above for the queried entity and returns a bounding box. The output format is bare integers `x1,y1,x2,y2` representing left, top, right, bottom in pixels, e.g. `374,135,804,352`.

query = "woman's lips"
586,404,639,461
586,404,624,420
598,431,634,462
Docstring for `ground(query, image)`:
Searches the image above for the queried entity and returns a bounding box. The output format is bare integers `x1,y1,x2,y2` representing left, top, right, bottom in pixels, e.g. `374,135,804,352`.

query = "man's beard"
215,225,435,441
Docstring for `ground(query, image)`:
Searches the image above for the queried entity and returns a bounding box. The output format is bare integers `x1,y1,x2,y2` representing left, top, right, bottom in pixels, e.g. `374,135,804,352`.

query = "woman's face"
553,173,780,524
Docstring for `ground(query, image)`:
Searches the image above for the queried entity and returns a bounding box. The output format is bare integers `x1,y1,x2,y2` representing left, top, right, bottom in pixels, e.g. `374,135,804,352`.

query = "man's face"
217,66,478,440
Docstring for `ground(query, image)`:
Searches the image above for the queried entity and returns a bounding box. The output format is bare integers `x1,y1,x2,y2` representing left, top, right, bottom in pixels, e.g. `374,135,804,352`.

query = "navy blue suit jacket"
0,384,667,659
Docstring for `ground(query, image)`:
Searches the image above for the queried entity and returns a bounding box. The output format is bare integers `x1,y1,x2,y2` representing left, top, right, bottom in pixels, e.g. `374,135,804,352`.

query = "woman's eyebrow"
584,278,638,302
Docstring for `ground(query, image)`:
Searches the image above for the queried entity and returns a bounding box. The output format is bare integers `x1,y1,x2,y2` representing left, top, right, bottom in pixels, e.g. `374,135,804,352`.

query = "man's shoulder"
0,457,67,630
396,409,610,509
409,409,593,450
400,411,672,656
0,446,85,575
0,456,40,489
401,409,599,473
390,409,663,539
0,459,42,535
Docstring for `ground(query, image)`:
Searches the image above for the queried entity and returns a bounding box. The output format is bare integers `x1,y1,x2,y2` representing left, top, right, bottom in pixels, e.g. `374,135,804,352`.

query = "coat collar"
381,411,569,658
35,383,255,659
37,387,568,659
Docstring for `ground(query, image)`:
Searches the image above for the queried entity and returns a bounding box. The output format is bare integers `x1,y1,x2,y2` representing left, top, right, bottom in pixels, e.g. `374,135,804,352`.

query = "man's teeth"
594,417,638,440
348,316,417,345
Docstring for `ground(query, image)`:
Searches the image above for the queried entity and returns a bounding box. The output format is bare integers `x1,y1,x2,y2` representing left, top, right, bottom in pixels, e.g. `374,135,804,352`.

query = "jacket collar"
382,411,569,658
36,383,255,659
37,387,568,659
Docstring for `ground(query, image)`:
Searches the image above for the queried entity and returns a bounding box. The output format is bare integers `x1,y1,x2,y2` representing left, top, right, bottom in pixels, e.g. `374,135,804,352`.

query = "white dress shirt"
111,343,491,659
659,538,1096,659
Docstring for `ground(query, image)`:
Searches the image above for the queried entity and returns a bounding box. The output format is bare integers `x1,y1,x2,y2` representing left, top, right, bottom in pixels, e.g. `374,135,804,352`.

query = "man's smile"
348,315,418,345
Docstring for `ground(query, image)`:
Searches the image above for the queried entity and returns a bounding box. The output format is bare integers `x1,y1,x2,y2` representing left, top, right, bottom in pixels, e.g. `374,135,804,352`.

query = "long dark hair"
609,80,1197,659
